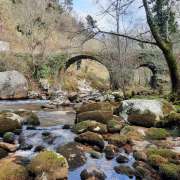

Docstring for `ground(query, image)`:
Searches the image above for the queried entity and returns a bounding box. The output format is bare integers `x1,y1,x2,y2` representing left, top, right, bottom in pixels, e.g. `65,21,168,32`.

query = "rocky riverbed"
0,98,179,180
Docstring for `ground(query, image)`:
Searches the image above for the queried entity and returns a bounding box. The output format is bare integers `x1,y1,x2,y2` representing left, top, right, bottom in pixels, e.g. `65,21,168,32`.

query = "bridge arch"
136,62,158,89
62,54,114,89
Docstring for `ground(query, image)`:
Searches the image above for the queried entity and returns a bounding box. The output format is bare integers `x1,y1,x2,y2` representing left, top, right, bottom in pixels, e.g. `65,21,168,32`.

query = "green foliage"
148,154,168,168
146,128,169,140
37,53,67,79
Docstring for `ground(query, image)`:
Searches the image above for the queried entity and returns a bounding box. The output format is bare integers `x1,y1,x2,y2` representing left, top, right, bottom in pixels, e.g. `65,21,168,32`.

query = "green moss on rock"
107,120,124,133
159,163,180,180
105,134,129,147
148,154,168,168
3,132,15,144
29,151,68,179
72,120,107,134
147,148,177,161
146,128,169,140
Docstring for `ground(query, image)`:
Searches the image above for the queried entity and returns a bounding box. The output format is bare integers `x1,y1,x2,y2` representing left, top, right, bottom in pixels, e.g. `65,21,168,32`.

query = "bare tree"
87,0,180,96
12,0,61,77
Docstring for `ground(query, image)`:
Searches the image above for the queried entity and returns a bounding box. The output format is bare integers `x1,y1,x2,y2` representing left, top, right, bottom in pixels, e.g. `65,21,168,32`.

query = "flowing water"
0,100,136,180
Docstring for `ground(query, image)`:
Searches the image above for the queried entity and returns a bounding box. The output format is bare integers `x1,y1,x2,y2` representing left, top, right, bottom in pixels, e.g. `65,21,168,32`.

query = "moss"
3,132,15,144
148,154,168,168
175,105,180,113
147,148,177,161
0,161,28,180
128,110,157,127
159,163,180,180
120,126,143,141
105,134,129,147
157,112,180,127
107,120,123,133
25,112,40,126
72,120,107,134
146,128,169,140
29,151,68,176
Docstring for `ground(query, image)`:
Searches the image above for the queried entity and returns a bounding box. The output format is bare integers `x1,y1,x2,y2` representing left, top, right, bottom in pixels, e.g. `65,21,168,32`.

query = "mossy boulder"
76,102,115,114
147,148,177,161
3,132,15,144
159,163,180,180
28,151,68,180
148,154,168,168
0,160,28,180
133,151,147,161
72,120,108,134
121,99,174,127
120,126,143,141
114,166,138,178
0,112,22,134
107,119,124,133
146,128,169,140
57,142,87,170
77,111,113,124
104,144,119,160
0,148,8,159
105,134,129,147
156,112,180,127
24,112,40,126
75,131,105,150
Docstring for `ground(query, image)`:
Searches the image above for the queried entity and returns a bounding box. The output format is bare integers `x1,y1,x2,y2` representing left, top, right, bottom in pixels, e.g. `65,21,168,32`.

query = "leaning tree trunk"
162,47,180,95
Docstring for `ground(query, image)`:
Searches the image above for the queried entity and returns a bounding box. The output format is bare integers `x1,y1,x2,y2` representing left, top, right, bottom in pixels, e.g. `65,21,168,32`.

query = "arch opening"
62,55,111,92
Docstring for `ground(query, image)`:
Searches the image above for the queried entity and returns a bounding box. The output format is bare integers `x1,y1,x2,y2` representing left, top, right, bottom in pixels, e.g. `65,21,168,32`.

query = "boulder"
107,119,124,133
0,70,28,99
89,151,102,159
28,151,68,180
57,142,86,170
120,99,174,127
0,148,8,159
80,168,106,180
104,144,119,160
72,120,108,134
75,131,105,150
0,142,18,152
0,160,28,180
0,112,22,134
114,166,138,178
76,102,114,114
116,154,129,163
77,111,113,124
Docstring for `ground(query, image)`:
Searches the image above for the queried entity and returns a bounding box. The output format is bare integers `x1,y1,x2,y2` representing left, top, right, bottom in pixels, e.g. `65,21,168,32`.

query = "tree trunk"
162,47,180,95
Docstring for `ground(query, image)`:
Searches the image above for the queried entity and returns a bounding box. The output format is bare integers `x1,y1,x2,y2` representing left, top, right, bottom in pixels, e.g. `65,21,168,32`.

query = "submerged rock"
114,165,137,178
80,168,107,180
57,142,87,170
0,70,28,100
72,120,108,134
116,154,129,163
28,151,68,180
75,131,105,150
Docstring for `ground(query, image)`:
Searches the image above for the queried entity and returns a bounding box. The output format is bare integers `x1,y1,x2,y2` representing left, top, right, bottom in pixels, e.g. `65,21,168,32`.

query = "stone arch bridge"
59,51,168,90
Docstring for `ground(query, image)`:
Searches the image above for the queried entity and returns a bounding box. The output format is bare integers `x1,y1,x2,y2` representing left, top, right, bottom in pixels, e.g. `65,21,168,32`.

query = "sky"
72,0,147,32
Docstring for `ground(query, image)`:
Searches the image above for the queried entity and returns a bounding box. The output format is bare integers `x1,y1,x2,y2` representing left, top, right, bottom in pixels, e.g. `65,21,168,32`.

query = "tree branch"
98,30,157,45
